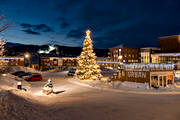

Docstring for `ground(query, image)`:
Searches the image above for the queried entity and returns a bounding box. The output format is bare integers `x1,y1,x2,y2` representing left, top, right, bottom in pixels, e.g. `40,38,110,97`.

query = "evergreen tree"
75,30,102,80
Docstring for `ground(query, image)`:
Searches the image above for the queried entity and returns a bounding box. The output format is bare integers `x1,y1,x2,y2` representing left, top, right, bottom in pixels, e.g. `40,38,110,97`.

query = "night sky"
0,0,180,48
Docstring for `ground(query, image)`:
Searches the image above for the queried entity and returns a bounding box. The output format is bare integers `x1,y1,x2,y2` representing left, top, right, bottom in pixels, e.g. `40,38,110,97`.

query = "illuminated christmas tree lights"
75,30,102,80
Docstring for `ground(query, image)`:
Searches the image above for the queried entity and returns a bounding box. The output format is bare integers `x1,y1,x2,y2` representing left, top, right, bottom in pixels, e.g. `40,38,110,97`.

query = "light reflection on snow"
33,90,47,96
33,86,69,96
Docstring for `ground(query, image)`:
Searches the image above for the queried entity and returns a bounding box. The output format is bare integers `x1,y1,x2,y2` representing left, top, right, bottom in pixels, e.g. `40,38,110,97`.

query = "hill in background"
5,42,109,57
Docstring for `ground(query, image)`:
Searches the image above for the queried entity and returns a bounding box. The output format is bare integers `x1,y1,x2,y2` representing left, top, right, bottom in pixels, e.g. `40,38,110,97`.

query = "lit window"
118,56,122,59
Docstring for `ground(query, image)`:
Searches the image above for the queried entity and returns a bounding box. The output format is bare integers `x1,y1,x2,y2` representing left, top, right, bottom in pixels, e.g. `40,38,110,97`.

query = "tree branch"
0,14,12,32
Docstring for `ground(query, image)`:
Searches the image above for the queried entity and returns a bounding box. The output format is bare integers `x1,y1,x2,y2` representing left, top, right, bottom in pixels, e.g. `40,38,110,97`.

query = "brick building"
158,35,180,52
39,57,77,70
109,47,140,64
0,57,24,66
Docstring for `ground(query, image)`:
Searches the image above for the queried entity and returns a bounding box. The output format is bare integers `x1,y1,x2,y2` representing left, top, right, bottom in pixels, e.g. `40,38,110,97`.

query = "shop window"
168,80,172,84
151,76,158,80
151,76,158,86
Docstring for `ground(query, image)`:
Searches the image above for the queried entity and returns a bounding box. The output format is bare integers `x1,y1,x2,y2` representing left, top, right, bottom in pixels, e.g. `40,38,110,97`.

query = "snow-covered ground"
70,67,180,93
1,68,180,120
71,78,180,94
0,73,31,90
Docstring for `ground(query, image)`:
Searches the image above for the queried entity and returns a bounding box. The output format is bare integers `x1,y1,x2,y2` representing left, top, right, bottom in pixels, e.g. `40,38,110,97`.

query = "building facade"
40,57,77,70
140,47,160,63
151,53,180,64
109,47,140,64
112,63,174,87
0,57,24,66
39,57,113,69
158,35,180,52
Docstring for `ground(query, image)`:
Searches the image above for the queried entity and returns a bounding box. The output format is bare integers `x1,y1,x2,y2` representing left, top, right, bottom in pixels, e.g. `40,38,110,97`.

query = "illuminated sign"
128,71,146,78
124,64,174,71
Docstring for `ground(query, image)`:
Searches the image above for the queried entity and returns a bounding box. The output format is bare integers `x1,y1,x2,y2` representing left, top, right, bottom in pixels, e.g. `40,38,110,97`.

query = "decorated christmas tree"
75,30,102,80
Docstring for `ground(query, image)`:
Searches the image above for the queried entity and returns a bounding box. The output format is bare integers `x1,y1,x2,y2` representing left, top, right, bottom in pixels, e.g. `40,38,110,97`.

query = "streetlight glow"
25,54,29,58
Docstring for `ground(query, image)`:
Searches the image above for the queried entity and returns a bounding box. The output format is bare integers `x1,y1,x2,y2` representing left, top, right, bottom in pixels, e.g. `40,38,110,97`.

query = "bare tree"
0,40,8,73
0,14,12,32
0,14,12,73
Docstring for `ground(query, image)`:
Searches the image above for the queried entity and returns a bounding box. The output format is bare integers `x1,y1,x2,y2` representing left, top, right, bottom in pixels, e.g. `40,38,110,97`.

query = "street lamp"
25,54,29,58
24,53,30,67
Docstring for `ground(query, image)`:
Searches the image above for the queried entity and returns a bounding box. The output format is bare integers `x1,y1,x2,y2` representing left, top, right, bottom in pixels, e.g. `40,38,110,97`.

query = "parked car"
12,71,26,76
24,73,42,81
67,68,76,76
18,72,32,78
41,68,49,71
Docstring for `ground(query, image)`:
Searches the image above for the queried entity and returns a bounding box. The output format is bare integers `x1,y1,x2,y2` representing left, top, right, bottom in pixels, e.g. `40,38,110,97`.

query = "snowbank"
0,89,51,120
0,73,30,90
71,78,180,93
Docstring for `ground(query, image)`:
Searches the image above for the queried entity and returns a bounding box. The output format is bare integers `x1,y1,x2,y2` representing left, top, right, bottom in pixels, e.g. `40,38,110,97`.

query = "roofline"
158,35,180,39
152,53,180,56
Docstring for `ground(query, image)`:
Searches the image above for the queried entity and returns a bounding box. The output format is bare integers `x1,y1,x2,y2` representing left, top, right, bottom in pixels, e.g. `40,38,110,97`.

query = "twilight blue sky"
0,0,180,48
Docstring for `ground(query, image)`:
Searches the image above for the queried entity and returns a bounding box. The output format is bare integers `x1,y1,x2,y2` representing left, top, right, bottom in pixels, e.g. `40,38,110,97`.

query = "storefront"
112,63,175,88
114,70,150,83
150,71,174,88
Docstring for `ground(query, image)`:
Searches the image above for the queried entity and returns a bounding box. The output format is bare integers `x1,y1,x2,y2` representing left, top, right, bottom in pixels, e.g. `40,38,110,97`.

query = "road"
27,71,180,120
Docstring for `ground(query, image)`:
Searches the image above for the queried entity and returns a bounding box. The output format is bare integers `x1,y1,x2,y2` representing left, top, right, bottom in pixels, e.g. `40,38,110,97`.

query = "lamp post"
24,53,30,67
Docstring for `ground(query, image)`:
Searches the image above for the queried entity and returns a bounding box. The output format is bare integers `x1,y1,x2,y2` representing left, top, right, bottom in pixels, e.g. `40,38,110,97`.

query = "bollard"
17,81,22,90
